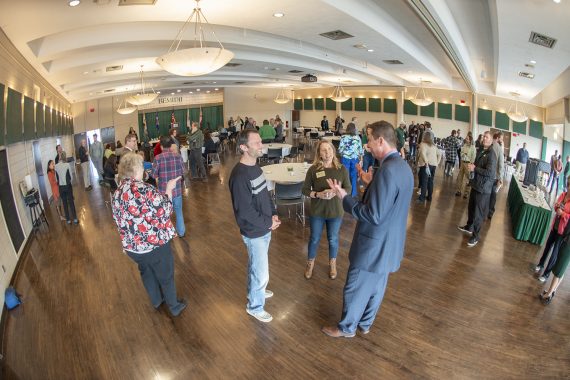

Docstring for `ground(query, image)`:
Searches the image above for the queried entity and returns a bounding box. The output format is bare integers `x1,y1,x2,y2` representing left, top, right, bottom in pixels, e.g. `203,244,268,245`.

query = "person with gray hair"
112,152,187,317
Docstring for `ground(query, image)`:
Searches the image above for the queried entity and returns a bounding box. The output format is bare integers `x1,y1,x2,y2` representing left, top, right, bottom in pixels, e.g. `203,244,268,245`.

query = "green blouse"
302,164,351,218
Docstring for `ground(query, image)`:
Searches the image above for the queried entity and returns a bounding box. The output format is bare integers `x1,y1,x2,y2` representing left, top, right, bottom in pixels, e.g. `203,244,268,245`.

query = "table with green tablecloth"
507,178,551,245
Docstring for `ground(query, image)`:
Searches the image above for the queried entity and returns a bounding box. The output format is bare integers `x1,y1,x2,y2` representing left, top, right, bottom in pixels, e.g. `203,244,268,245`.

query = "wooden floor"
2,148,569,379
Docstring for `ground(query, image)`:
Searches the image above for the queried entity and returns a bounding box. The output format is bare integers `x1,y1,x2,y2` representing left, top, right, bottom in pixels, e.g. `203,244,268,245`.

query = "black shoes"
457,225,473,234
455,191,461,196
539,291,556,305
467,236,479,247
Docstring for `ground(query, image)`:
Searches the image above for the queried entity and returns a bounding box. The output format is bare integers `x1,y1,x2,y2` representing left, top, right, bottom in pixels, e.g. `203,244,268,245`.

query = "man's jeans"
241,232,271,313
171,195,185,237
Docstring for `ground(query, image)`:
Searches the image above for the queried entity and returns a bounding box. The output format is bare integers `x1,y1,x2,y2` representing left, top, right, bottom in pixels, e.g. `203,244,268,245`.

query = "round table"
262,143,292,157
262,162,309,190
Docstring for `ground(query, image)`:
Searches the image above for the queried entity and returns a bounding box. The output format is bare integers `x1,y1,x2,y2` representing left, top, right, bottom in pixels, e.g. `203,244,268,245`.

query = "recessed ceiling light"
177,89,181,92
214,88,219,90
157,91,161,94
553,0,561,3
68,0,80,6
206,90,211,93
189,91,193,94
367,49,374,52
196,89,200,91
213,81,217,83
273,12,285,17
83,71,89,75
171,92,175,95
530,60,537,64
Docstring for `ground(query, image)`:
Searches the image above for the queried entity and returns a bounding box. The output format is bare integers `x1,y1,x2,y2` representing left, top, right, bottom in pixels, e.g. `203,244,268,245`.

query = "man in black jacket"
458,131,497,247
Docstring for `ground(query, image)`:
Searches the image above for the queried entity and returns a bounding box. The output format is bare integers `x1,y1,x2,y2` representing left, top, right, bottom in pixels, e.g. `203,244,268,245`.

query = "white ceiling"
0,0,568,105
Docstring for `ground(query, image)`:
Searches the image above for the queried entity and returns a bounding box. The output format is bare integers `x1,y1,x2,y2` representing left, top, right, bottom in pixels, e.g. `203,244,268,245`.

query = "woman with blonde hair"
417,130,442,203
302,140,351,279
111,152,187,317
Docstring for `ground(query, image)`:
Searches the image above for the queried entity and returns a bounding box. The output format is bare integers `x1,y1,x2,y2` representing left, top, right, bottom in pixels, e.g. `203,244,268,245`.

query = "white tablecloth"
262,163,309,190
516,178,550,210
262,143,292,157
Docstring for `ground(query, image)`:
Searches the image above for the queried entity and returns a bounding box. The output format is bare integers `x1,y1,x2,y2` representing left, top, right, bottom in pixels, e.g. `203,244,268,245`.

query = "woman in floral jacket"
112,152,187,317
338,123,363,196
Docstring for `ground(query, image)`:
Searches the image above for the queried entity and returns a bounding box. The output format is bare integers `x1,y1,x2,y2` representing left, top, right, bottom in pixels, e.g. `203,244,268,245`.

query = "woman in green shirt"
302,141,351,280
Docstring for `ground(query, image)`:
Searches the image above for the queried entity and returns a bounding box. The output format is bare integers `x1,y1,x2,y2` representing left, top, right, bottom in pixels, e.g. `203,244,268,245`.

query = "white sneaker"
264,290,273,299
246,309,273,323
538,275,547,283
534,265,542,274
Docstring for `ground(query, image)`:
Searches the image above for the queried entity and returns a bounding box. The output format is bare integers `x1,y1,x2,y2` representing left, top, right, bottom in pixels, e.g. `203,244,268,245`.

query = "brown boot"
329,258,337,279
304,259,315,279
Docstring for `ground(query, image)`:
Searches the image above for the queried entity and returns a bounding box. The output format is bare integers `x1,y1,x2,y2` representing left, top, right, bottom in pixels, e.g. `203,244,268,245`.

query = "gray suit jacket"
342,151,414,274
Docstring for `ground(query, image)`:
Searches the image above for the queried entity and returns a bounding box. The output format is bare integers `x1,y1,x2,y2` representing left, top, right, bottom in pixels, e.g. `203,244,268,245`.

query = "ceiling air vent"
103,89,115,93
382,60,403,65
234,81,246,84
288,70,303,73
518,71,535,79
183,82,194,85
224,63,241,67
529,32,557,49
106,65,123,72
320,30,354,40
118,0,157,5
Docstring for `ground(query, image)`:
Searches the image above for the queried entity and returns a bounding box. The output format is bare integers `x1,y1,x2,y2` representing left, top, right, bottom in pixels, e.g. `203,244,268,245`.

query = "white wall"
224,87,292,128
510,135,542,161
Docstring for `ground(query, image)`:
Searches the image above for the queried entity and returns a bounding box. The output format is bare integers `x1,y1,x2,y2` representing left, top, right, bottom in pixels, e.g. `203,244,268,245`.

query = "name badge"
316,171,326,178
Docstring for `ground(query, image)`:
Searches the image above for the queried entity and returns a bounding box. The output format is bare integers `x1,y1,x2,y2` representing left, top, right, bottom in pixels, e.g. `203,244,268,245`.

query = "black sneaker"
457,225,472,234
455,191,461,196
467,236,479,247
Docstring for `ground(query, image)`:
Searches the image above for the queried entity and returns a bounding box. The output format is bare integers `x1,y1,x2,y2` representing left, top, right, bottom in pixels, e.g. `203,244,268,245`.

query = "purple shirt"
152,151,184,198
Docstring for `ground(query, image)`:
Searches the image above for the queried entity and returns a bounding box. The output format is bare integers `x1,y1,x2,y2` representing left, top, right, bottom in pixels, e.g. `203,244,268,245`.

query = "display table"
507,178,551,245
262,162,308,191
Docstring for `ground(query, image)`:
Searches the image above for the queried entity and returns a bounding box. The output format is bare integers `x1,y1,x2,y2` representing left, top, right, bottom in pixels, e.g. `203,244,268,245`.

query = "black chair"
332,139,340,151
285,146,299,162
324,131,334,136
274,136,285,143
267,148,283,164
103,176,118,207
274,182,305,225
262,138,274,144
297,143,306,161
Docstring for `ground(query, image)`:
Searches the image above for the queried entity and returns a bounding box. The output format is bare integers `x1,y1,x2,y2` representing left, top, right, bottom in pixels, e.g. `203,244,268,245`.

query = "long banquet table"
507,177,551,245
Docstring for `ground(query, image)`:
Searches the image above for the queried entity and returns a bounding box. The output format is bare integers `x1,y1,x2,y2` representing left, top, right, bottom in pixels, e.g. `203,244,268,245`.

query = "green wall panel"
294,99,302,110
303,98,313,110
420,102,435,117
341,98,353,111
44,107,52,137
173,109,186,133
383,98,396,113
512,120,527,135
404,99,418,115
354,98,366,112
495,111,509,130
55,111,62,136
369,98,381,112
477,108,492,126
6,88,23,144
455,105,470,123
0,84,4,146
314,98,324,110
325,98,337,111
36,103,45,138
541,137,547,161
23,96,35,140
438,103,452,120
530,120,543,139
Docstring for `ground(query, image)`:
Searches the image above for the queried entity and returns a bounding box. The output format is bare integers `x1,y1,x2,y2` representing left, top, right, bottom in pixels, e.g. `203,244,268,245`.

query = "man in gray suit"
323,120,414,338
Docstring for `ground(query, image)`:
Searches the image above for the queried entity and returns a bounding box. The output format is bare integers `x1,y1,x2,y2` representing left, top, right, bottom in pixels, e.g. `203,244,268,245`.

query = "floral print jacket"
112,178,175,253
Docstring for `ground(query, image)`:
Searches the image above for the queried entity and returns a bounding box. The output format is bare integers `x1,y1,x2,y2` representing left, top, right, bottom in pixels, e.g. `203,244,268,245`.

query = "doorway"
32,141,48,203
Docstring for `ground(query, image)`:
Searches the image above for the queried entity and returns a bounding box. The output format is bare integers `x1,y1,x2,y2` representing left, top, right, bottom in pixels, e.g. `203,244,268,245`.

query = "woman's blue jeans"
308,216,342,260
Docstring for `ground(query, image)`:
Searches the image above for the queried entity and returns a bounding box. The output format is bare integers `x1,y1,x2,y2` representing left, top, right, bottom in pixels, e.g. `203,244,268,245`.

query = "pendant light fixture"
116,97,137,115
507,92,528,123
329,82,350,103
156,0,234,77
126,66,158,106
409,79,433,107
274,87,290,104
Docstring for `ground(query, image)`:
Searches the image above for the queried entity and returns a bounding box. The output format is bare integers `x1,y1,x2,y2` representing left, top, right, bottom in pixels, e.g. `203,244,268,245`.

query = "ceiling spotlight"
171,92,175,95
157,91,161,94
273,12,285,17
196,88,201,91
83,71,89,75
553,0,561,3
214,88,219,90
367,49,374,52
68,0,80,6
530,60,537,64
206,90,211,93
189,91,193,94
177,89,181,92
